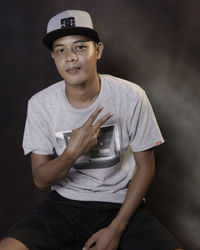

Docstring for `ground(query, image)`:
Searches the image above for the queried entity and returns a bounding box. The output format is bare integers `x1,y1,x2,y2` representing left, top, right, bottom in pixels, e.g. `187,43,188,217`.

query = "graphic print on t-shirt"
55,124,121,169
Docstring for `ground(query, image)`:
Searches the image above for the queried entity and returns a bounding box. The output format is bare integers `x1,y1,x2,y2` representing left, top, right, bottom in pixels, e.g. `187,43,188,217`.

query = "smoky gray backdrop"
1,0,199,249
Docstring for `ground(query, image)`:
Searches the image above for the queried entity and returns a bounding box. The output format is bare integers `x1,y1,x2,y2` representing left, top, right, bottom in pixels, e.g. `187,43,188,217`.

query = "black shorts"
4,191,182,250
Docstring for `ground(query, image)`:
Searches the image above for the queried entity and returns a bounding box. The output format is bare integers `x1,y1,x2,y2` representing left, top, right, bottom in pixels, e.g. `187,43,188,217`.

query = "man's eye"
76,45,86,50
56,49,64,54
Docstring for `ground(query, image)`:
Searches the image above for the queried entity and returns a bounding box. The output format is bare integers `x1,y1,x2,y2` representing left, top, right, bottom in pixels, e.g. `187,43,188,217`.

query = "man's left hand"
82,225,122,250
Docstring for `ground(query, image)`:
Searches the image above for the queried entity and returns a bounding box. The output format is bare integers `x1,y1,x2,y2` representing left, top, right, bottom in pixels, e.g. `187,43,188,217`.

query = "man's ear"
51,52,55,59
96,42,104,60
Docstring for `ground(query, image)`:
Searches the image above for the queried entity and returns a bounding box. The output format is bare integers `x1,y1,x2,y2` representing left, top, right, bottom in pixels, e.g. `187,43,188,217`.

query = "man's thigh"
2,191,93,250
119,207,183,250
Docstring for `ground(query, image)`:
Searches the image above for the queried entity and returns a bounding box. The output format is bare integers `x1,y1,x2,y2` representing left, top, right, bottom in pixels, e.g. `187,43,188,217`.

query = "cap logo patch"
61,17,76,28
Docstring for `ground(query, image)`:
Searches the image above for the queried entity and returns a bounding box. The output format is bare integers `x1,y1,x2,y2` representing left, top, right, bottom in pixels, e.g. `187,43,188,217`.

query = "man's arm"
83,148,155,250
31,106,113,190
110,148,155,231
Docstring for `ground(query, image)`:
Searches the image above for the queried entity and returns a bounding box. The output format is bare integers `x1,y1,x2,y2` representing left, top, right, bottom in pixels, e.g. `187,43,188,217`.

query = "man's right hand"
31,106,113,190
65,106,114,160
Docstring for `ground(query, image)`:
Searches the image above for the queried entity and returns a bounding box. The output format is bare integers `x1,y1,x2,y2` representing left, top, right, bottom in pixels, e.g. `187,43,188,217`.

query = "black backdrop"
1,1,200,249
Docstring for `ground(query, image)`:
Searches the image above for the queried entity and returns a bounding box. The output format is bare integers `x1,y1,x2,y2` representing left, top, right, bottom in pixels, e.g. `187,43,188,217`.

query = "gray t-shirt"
23,74,164,203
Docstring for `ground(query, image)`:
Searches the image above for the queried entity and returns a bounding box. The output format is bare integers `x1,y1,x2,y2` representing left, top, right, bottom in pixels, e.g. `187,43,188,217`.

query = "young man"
0,10,183,250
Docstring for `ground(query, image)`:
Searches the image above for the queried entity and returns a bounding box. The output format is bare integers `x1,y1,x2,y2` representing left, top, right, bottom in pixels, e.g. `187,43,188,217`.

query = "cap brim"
43,27,100,50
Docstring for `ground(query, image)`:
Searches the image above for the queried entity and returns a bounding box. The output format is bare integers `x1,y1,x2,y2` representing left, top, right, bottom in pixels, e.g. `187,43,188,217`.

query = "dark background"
1,0,200,249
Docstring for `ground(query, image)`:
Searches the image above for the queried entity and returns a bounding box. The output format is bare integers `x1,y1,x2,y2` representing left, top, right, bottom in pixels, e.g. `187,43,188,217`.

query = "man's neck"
65,74,101,109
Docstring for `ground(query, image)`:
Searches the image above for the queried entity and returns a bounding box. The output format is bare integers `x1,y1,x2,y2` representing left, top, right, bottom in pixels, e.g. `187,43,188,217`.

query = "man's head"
43,10,103,86
43,10,100,51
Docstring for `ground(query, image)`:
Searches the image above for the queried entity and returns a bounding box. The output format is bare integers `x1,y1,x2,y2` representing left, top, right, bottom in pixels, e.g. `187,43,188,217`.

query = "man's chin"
64,78,85,86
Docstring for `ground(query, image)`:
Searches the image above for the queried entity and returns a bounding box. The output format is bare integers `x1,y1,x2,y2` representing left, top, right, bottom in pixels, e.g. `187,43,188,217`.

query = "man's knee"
0,237,28,250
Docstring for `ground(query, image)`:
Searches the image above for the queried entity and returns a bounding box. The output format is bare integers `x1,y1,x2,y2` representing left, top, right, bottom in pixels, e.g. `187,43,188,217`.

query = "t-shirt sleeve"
127,90,164,152
22,99,55,155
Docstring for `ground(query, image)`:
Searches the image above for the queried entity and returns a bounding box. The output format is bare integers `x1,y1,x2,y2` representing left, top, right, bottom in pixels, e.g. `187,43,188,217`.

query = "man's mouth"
66,67,81,73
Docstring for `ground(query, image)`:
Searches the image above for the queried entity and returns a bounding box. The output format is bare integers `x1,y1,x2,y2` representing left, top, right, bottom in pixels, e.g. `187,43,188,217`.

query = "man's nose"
65,50,78,62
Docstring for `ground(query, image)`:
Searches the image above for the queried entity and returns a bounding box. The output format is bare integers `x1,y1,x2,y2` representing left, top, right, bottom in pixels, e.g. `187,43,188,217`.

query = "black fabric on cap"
43,27,100,51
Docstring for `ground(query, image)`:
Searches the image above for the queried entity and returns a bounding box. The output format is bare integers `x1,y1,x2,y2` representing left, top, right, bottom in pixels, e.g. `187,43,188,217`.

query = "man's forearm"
31,149,76,190
110,149,155,233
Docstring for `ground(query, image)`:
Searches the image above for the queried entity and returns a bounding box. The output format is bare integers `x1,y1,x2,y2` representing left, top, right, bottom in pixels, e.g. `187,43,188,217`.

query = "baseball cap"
43,10,100,50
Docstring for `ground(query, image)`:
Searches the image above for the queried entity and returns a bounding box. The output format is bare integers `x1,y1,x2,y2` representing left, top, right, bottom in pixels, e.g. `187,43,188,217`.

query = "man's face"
51,35,103,86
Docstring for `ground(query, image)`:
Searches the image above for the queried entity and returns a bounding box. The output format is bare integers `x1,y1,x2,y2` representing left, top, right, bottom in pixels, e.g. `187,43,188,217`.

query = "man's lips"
66,67,81,73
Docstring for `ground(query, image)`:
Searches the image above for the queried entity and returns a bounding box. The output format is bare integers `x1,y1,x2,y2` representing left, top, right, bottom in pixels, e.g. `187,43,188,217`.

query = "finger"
93,112,114,131
82,235,97,250
83,106,104,127
84,246,95,250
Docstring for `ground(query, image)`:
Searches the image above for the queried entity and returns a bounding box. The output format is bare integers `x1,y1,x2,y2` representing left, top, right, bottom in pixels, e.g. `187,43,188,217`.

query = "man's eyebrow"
53,40,91,49
73,39,91,44
53,44,64,48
